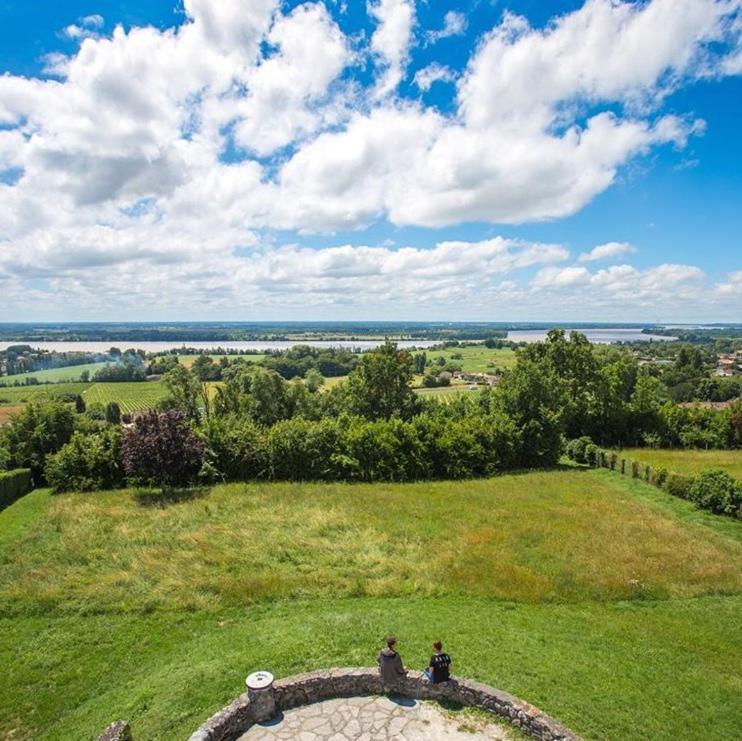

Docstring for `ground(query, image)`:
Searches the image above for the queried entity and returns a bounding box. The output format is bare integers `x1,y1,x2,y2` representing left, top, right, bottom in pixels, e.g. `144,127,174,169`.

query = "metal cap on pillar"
246,671,275,722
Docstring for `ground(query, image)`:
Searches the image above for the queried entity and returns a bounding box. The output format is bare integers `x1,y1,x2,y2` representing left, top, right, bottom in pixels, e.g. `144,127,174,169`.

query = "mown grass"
0,363,107,385
426,346,517,373
623,448,742,480
0,471,740,740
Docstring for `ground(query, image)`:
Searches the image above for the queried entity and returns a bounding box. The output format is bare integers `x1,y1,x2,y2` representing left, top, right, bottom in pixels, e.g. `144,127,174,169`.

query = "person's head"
386,636,397,650
433,640,442,652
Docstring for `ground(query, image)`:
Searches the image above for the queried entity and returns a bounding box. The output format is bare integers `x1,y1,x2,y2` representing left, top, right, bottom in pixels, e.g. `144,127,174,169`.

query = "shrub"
105,402,121,425
122,410,204,490
45,429,123,493
0,401,75,483
565,436,593,464
653,467,669,487
609,452,618,471
0,469,33,509
688,470,742,517
200,416,266,481
584,443,600,467
631,460,640,479
664,473,695,500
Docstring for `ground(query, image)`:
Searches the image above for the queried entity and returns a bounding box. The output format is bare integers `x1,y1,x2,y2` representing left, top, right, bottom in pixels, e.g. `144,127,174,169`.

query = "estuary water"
505,329,676,343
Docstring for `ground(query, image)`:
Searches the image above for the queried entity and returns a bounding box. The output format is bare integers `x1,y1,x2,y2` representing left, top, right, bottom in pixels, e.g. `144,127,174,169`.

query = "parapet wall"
188,668,581,741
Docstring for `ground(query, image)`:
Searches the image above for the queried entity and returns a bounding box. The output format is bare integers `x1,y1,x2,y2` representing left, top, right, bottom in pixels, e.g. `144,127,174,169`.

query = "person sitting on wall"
424,640,452,683
378,635,407,687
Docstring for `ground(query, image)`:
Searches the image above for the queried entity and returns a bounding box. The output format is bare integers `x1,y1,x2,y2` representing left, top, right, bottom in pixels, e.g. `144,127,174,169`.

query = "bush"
653,467,669,487
664,473,695,500
565,436,593,464
688,470,742,517
45,429,123,493
122,410,204,490
584,443,600,467
631,460,640,479
200,416,266,481
0,469,33,509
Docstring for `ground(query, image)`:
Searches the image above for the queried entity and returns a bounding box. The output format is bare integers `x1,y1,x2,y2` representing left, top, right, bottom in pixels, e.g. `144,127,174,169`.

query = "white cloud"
426,11,467,45
579,241,637,262
413,63,455,91
367,0,416,97
0,0,741,319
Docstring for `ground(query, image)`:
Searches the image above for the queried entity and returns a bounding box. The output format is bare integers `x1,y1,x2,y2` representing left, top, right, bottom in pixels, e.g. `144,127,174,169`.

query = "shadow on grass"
133,486,212,508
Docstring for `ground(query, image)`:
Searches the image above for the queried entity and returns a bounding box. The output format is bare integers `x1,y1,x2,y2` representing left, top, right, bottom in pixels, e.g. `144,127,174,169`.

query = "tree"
0,401,75,482
162,365,202,420
122,410,204,490
346,341,419,420
305,368,325,393
75,395,86,413
45,428,123,493
105,402,121,425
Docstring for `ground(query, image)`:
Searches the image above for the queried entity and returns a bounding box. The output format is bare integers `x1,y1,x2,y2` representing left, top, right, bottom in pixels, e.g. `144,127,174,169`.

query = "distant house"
453,371,500,386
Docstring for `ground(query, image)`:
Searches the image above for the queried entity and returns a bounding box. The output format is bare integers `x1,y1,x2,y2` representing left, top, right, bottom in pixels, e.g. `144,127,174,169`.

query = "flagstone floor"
239,694,513,740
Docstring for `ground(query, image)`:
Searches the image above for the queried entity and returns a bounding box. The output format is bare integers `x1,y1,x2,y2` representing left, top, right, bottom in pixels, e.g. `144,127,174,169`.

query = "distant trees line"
0,332,740,496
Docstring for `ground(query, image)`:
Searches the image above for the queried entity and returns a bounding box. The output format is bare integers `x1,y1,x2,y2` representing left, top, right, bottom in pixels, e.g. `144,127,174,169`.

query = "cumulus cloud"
0,0,741,319
413,63,455,91
367,0,416,98
426,10,467,45
579,242,637,262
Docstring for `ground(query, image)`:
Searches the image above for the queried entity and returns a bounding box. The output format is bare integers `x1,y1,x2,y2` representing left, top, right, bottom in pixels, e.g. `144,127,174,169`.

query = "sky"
0,0,740,323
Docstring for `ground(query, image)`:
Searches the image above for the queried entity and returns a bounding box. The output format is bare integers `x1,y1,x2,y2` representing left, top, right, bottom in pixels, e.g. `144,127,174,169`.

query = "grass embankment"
623,448,742,480
0,363,107,385
0,471,740,739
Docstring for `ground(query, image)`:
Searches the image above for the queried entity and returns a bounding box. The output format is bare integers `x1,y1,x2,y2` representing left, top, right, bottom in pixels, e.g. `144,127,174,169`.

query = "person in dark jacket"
378,636,407,686
424,640,451,683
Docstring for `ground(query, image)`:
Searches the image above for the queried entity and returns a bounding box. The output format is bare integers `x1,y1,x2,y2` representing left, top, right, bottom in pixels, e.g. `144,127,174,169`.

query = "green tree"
161,365,202,420
346,341,419,420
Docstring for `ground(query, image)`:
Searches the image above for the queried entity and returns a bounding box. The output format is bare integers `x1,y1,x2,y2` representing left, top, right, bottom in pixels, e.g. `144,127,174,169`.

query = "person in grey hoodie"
378,636,407,687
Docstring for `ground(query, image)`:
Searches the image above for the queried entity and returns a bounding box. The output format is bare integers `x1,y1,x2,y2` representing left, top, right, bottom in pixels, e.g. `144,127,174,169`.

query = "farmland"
0,469,740,740
0,383,90,406
82,381,168,414
0,362,107,384
624,448,742,480
176,353,267,369
424,345,517,373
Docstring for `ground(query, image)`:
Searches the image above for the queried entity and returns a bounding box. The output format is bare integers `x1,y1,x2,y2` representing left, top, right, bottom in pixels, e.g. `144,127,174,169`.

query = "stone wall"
96,720,132,741
189,668,580,741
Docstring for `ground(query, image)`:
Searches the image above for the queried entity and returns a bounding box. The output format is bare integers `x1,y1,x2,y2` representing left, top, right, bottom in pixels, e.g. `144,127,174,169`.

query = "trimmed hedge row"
0,468,33,510
566,440,742,519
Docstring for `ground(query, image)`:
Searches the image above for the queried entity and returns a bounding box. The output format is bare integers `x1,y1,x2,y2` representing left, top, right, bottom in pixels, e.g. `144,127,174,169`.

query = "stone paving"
239,695,513,740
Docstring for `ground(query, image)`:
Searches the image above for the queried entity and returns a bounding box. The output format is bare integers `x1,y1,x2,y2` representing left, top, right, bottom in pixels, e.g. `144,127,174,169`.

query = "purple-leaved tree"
122,410,204,491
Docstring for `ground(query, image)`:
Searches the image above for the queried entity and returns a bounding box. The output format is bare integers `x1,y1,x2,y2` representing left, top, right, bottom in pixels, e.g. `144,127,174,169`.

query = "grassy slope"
0,363,107,384
623,448,742,480
0,473,740,740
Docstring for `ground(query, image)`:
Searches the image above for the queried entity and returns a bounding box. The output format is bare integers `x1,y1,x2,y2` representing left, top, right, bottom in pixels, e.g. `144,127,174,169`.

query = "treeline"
0,345,100,377
1,333,740,497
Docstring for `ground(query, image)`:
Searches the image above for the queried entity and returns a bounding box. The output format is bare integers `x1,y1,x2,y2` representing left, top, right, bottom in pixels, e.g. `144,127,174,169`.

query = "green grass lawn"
0,363,108,385
623,448,742,480
426,346,517,373
0,471,740,740
82,381,168,414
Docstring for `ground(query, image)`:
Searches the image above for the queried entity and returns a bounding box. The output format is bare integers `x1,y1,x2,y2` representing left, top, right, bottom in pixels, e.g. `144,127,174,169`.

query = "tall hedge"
0,468,33,510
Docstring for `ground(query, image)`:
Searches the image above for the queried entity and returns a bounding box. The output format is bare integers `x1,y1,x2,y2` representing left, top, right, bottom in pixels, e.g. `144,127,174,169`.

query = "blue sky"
0,0,740,321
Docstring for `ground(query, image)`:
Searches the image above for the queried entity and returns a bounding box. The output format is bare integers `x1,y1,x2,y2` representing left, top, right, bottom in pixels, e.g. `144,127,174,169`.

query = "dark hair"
433,640,442,651
387,636,397,648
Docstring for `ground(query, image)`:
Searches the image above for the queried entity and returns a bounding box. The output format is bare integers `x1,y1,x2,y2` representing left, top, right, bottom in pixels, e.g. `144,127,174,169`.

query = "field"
425,345,517,373
0,382,90,407
82,381,168,414
0,469,740,740
0,362,107,384
624,448,742,480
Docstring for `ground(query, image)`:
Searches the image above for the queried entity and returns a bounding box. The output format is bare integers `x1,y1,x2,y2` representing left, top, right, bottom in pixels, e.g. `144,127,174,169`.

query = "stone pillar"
246,671,275,723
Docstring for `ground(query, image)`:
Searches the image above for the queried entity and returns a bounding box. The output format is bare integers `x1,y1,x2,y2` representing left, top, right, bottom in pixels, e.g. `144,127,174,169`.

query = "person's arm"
395,653,407,675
